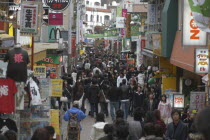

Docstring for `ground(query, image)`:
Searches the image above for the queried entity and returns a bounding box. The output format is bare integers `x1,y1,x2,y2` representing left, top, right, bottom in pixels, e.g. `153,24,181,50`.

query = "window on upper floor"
97,15,99,22
94,2,100,6
86,1,89,5
104,15,110,21
85,14,88,21
100,16,102,22
90,15,93,22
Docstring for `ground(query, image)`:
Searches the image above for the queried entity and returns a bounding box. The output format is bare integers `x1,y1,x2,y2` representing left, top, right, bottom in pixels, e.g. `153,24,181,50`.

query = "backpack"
68,113,80,136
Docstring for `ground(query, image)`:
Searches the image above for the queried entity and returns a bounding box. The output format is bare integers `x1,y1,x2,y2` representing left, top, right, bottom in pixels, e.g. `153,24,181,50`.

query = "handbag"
60,97,68,102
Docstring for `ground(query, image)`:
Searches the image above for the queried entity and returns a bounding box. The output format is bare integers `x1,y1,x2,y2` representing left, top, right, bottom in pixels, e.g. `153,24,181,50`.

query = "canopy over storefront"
36,56,60,64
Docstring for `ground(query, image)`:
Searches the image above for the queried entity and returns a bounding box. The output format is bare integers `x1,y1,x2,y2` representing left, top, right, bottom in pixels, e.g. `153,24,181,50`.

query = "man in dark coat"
143,93,158,114
88,78,100,117
166,109,188,140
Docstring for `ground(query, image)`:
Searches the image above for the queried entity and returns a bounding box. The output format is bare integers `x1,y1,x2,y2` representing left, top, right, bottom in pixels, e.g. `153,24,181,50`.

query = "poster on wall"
51,79,63,97
50,109,60,135
152,33,162,56
173,94,185,108
34,66,46,78
190,92,205,112
195,49,209,73
147,4,156,24
182,0,207,46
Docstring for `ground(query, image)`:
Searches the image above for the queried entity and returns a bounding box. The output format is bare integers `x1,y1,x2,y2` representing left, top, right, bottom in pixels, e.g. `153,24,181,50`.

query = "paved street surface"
60,101,132,140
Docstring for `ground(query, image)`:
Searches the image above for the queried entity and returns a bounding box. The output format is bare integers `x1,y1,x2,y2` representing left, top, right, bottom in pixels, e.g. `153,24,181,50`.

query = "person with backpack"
64,101,86,140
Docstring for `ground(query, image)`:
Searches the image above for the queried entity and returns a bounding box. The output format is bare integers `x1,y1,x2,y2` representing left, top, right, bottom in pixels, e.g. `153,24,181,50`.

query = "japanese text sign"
190,92,205,112
50,109,60,135
116,17,125,28
45,0,70,11
182,0,207,46
173,94,185,108
195,49,209,73
51,79,63,97
20,4,38,34
34,66,46,78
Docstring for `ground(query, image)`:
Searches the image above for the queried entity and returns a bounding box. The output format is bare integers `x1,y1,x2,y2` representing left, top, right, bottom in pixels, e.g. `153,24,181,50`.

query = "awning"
170,31,207,73
142,48,154,58
36,56,60,64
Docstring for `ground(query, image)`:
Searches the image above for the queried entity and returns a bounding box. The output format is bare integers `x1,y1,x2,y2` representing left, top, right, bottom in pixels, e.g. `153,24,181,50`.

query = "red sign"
49,13,63,25
121,9,127,36
141,39,146,50
71,36,76,57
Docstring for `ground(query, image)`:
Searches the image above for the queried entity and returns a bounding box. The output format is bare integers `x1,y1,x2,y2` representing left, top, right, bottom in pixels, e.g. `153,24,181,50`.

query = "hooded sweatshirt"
90,122,107,140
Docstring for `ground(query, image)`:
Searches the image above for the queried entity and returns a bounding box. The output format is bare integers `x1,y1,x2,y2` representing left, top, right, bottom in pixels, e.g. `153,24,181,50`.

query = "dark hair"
154,109,161,121
195,107,210,140
104,124,113,135
44,126,55,135
96,113,105,122
92,78,98,85
144,111,155,123
171,109,181,118
144,123,155,136
31,128,50,140
161,94,167,102
115,121,129,139
154,124,164,137
122,79,126,85
133,108,143,121
0,134,7,140
116,109,124,119
4,130,17,140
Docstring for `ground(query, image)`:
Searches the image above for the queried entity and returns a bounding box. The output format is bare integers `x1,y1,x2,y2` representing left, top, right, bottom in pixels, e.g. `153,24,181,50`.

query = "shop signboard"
71,36,76,57
33,66,46,78
20,4,38,34
183,0,207,46
50,109,60,135
190,92,205,112
48,25,62,42
188,0,210,33
148,4,156,24
121,9,127,36
173,94,185,108
49,13,63,25
152,33,162,56
126,14,131,38
195,48,209,73
38,78,51,104
116,17,125,28
45,0,70,11
141,39,146,50
51,79,63,97
117,7,122,17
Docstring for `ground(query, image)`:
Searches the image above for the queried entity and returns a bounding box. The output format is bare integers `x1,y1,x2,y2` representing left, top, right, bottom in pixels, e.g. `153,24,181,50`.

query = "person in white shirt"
93,65,102,75
117,73,127,87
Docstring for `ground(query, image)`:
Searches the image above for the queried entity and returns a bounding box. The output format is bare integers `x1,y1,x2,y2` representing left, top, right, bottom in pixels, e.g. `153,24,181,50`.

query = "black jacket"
143,99,158,113
107,86,121,102
133,92,145,108
88,85,100,103
120,85,130,100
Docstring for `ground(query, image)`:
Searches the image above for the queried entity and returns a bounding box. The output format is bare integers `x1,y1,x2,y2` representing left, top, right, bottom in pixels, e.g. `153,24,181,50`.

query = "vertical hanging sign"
182,0,207,46
121,9,127,36
195,48,209,73
20,4,38,34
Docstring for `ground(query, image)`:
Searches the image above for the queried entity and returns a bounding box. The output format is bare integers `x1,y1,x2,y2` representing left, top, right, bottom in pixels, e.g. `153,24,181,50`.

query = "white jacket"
89,122,107,140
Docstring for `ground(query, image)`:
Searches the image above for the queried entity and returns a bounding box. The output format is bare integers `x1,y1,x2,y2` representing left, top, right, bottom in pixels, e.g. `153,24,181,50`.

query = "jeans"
121,100,130,120
63,101,71,109
110,101,119,121
90,103,98,117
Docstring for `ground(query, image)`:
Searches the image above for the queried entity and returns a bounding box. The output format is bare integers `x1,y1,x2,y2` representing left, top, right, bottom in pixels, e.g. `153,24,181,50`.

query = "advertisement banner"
51,79,63,97
50,110,60,135
190,92,206,112
116,17,125,28
121,9,127,36
71,36,76,57
45,0,70,11
131,25,139,36
33,66,46,78
174,94,185,108
48,25,62,42
117,7,122,17
49,13,63,25
20,4,38,34
126,14,131,38
148,4,156,24
183,0,207,46
188,0,210,33
152,33,162,56
195,48,209,73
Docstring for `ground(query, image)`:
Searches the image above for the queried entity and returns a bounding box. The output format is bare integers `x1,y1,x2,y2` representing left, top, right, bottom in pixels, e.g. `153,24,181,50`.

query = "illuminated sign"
182,0,207,46
195,48,209,73
45,0,70,11
173,94,185,108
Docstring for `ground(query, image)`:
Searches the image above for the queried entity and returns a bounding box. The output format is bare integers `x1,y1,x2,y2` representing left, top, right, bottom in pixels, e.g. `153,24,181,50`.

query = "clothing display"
15,82,25,110
27,77,42,106
0,78,17,113
4,47,30,83
0,118,18,134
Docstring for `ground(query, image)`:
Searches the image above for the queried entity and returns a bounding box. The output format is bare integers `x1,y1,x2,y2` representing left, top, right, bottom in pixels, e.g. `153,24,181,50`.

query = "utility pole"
68,0,73,73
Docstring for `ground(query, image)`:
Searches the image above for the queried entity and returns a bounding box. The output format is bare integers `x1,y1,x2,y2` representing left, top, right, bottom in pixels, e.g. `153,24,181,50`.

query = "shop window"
86,1,89,5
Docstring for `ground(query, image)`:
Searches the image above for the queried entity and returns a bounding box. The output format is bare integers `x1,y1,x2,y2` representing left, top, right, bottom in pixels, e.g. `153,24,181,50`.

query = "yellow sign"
51,79,63,97
152,33,162,56
34,66,46,77
80,50,84,55
50,109,60,135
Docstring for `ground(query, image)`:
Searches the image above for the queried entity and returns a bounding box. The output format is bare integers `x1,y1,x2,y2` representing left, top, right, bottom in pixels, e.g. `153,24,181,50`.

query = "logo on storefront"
45,0,70,11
